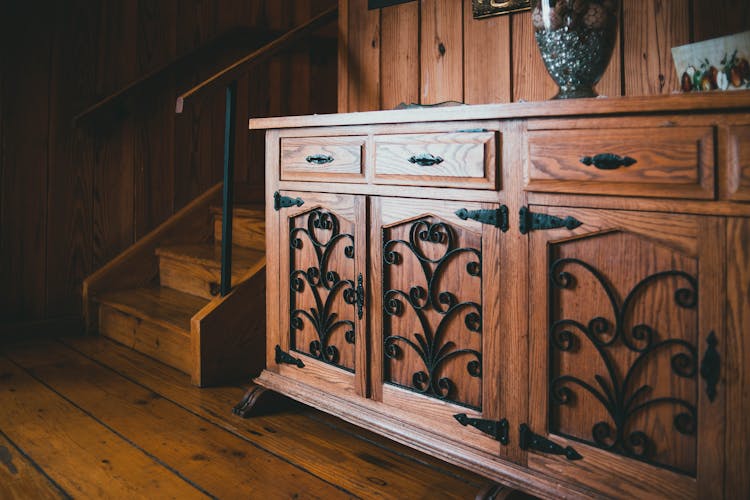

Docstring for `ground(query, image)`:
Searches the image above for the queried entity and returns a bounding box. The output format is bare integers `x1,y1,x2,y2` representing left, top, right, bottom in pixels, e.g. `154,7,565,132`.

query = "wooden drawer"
373,131,498,189
280,136,366,182
725,125,750,202
526,126,715,199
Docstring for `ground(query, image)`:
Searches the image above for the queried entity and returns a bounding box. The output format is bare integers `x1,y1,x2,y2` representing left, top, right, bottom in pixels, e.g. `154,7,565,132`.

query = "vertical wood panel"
134,0,177,239
0,1,53,320
463,0,511,104
380,1,420,109
45,0,98,318
623,0,690,96
92,1,138,269
347,0,381,111
693,0,750,42
511,10,556,102
726,218,750,498
420,0,463,104
595,2,623,98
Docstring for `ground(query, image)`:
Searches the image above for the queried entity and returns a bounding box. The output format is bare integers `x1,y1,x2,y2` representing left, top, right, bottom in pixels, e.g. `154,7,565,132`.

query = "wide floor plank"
0,355,207,499
62,335,489,498
3,341,351,499
0,430,65,500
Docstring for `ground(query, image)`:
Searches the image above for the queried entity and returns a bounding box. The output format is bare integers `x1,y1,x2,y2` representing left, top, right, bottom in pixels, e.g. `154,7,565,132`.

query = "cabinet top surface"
248,91,750,130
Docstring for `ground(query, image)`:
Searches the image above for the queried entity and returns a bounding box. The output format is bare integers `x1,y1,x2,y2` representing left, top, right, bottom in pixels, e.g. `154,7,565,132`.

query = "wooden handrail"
72,27,282,127
175,5,338,114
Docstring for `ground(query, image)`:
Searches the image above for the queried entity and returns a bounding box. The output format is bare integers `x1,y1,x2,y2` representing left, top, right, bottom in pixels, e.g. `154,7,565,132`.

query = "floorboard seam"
55,337,361,499
0,427,72,499
1,354,218,500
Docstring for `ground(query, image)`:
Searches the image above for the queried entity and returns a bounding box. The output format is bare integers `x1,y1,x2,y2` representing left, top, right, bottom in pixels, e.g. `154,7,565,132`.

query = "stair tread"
95,286,208,332
209,204,264,218
155,243,264,272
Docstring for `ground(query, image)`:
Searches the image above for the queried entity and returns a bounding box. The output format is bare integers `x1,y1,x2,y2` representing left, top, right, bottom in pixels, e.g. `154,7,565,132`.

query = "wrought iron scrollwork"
289,208,356,371
549,257,699,473
383,218,482,409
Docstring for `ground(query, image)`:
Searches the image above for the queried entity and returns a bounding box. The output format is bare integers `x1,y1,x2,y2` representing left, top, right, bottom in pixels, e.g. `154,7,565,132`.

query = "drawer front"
280,136,365,182
374,131,498,189
526,126,715,199
725,125,750,202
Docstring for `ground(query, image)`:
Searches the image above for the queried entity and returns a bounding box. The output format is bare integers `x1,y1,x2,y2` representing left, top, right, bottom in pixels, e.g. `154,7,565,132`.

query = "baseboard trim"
0,317,84,343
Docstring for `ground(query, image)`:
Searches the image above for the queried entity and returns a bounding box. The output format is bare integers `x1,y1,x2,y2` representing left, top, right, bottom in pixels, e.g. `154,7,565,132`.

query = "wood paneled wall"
338,0,750,111
0,0,336,330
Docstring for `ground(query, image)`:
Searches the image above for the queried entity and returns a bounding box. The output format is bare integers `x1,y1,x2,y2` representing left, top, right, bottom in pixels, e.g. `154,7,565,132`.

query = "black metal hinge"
700,331,720,402
275,345,305,368
519,206,583,235
455,206,509,232
454,414,509,445
274,191,304,211
519,424,582,460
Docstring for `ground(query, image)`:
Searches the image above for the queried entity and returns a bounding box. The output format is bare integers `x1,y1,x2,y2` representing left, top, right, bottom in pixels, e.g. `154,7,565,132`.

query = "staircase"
83,184,266,386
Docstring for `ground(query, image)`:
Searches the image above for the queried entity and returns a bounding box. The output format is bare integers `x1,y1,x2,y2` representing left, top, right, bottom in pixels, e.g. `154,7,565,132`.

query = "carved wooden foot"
233,382,289,418
476,482,534,500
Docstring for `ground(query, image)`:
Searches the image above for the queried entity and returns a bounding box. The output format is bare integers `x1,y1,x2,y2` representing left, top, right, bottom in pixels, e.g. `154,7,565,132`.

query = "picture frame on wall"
472,0,531,19
368,0,415,9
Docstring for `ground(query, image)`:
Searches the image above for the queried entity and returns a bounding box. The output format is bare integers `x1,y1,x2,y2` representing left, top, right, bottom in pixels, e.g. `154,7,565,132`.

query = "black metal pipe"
220,81,237,296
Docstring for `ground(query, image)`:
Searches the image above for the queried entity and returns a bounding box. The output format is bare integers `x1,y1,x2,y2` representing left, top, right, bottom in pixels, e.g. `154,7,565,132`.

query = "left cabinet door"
271,191,367,398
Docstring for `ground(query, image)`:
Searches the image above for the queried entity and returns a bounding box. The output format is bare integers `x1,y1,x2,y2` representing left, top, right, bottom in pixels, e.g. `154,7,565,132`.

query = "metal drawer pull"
580,153,637,170
305,154,334,165
700,331,720,402
408,153,444,166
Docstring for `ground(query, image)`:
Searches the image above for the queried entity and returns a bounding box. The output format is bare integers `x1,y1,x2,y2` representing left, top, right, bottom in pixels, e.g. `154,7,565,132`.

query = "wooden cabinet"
249,93,750,499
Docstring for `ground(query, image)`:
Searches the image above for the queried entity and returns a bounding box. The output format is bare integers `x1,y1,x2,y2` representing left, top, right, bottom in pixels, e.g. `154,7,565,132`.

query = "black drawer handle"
408,153,444,166
305,154,334,165
700,331,720,402
580,154,637,170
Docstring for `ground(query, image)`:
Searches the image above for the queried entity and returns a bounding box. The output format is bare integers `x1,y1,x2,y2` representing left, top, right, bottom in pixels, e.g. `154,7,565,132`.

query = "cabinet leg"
232,382,285,418
475,482,536,500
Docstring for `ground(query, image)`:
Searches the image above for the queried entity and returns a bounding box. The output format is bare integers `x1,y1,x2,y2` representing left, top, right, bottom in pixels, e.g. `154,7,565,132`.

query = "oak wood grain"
381,1,420,109
0,355,207,499
463,0,511,105
421,0,464,104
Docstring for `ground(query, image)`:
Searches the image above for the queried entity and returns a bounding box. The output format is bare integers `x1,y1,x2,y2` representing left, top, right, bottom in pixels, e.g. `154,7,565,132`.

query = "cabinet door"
527,206,725,498
371,197,506,455
273,191,367,397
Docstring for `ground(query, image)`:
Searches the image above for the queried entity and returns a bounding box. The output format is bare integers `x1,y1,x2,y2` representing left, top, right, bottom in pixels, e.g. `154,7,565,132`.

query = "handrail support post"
220,81,237,296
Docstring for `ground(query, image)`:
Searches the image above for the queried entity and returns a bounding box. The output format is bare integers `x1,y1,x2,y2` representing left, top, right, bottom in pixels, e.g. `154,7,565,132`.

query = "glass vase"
532,0,619,99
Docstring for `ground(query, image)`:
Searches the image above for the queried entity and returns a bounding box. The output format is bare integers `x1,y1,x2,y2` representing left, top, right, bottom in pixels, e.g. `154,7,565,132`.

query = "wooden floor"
0,335,519,499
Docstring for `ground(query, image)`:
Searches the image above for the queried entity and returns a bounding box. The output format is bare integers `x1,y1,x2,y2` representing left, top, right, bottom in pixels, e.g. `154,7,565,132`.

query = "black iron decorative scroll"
549,257,699,474
383,218,483,409
289,208,356,372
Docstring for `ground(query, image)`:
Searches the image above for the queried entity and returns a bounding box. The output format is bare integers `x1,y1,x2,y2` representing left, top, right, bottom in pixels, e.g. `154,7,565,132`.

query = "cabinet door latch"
519,424,582,460
700,331,720,402
274,191,304,211
454,414,509,445
455,206,509,232
356,274,364,320
275,345,305,368
519,206,582,234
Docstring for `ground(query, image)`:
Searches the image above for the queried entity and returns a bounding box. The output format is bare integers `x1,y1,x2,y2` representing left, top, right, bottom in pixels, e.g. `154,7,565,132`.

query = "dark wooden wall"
0,0,336,331
338,0,750,111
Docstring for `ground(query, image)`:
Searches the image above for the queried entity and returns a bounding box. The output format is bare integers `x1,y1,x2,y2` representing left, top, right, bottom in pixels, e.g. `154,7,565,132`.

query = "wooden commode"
238,92,750,499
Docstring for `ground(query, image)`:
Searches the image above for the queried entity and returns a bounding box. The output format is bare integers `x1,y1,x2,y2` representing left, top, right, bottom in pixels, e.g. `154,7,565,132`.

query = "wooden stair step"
211,204,265,251
94,287,208,373
156,243,264,299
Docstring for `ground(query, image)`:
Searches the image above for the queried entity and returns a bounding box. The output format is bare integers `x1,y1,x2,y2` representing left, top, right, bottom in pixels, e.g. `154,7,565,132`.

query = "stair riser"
159,256,224,299
214,215,265,251
98,304,191,374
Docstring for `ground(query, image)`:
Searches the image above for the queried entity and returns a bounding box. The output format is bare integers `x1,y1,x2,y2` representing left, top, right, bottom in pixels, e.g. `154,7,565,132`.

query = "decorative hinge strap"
274,191,304,211
519,424,582,460
519,206,583,235
275,345,304,368
454,414,509,445
356,274,364,320
455,206,509,232
700,331,720,402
